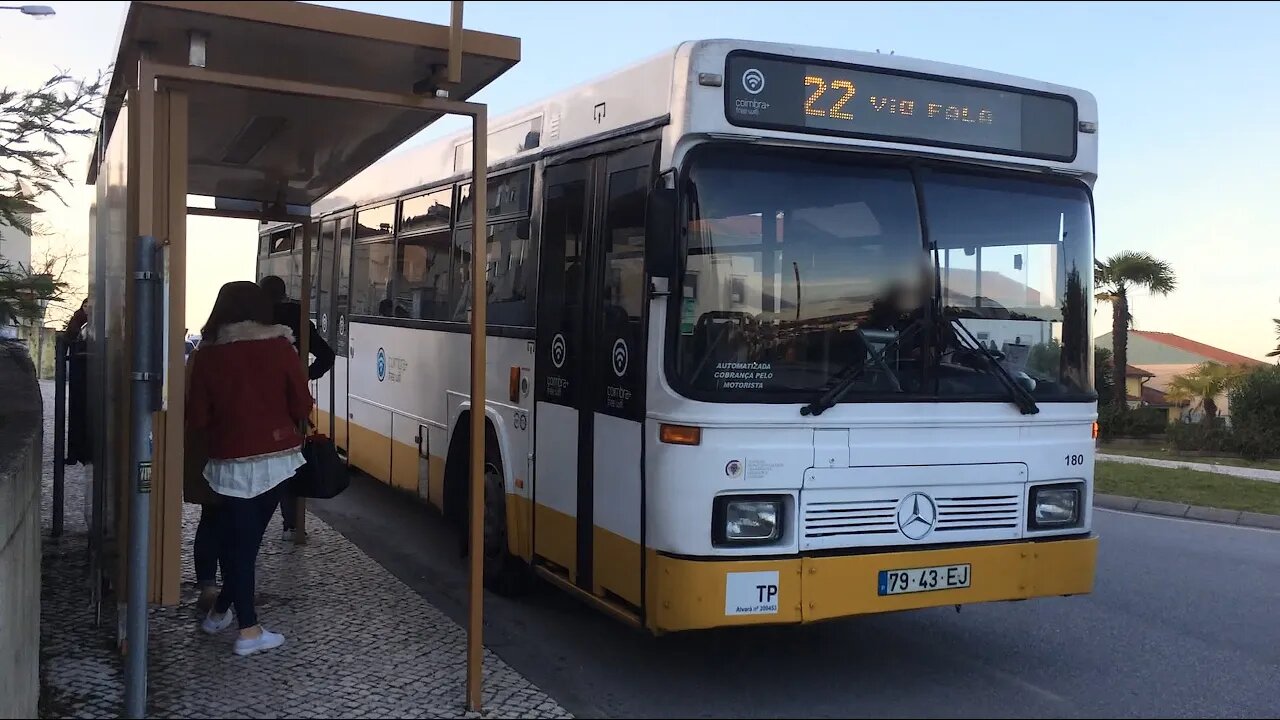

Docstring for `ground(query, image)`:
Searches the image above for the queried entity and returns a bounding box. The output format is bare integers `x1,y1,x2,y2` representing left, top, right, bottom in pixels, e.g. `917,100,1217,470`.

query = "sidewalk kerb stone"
1094,494,1138,512
1184,506,1242,525
1133,499,1190,518
1238,512,1280,531
1097,491,1280,530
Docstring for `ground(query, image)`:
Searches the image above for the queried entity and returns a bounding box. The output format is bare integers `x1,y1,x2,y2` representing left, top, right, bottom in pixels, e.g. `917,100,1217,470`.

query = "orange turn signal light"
1091,422,1099,440
509,366,521,403
659,423,702,446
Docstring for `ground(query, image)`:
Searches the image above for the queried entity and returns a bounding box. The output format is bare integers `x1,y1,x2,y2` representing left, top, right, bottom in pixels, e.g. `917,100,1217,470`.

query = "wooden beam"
151,62,484,117
185,206,310,224
448,1,463,86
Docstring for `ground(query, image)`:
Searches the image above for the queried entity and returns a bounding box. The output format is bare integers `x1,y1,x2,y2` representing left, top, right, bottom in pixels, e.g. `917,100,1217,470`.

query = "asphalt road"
313,476,1280,718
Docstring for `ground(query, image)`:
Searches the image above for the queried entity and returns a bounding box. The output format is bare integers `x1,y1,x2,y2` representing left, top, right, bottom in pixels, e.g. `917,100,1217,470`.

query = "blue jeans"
194,504,223,587
213,484,283,629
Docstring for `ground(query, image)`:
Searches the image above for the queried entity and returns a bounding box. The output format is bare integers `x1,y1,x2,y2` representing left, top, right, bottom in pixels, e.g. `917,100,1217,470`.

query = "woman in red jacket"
187,281,313,656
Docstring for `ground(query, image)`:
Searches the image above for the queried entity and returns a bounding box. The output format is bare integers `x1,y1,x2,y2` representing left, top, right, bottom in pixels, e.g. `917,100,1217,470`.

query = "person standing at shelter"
64,298,91,465
187,281,313,656
259,274,334,541
64,298,88,339
184,341,223,612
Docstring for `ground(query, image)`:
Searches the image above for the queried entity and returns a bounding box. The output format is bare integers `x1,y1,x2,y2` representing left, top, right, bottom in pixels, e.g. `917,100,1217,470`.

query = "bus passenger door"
535,142,654,608
315,219,337,440
534,159,592,583
587,144,652,608
333,215,353,455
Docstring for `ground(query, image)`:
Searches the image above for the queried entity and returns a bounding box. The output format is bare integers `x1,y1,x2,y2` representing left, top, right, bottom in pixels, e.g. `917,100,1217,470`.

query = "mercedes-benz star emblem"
896,492,937,540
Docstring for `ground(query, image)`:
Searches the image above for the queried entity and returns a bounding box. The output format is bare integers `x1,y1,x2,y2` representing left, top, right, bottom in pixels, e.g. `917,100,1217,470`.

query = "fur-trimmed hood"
209,321,295,346
186,319,314,463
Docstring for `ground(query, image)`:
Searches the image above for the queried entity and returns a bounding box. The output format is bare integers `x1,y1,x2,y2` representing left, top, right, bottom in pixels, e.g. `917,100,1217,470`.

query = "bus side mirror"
646,186,677,279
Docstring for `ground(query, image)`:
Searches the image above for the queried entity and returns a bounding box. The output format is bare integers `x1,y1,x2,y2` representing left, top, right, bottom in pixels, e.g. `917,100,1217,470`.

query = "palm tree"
1268,318,1279,359
1165,362,1246,422
1095,252,1177,406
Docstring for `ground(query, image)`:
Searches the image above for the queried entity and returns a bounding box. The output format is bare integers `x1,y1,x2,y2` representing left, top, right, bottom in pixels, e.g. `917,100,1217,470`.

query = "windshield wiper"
947,318,1040,416
800,321,923,417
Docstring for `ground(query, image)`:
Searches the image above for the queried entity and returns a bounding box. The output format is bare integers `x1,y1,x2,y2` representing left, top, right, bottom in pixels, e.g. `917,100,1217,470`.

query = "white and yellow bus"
257,38,1099,633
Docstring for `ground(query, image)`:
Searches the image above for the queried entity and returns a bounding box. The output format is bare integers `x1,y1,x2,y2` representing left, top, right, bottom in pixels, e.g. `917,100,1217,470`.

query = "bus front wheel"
481,439,530,596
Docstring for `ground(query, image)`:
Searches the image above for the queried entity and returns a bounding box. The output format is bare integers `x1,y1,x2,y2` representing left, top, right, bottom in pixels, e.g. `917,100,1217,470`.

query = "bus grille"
800,487,1023,550
935,494,1019,532
803,499,898,538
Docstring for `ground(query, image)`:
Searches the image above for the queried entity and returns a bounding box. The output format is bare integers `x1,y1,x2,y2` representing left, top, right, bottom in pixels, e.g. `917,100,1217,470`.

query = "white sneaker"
201,608,235,635
281,529,295,542
234,628,285,657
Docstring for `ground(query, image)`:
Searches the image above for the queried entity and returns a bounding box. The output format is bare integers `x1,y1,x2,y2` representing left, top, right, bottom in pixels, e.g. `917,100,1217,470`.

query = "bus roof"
314,38,1096,216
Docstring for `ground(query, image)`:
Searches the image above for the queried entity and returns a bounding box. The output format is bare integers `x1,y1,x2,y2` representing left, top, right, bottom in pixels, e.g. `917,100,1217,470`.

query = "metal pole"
125,234,159,719
52,333,66,537
466,106,488,713
295,222,311,543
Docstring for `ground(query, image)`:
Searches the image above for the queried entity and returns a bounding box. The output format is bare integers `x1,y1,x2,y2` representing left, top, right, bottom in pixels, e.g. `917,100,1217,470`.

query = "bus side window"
449,169,536,327
395,230,451,321
350,238,394,317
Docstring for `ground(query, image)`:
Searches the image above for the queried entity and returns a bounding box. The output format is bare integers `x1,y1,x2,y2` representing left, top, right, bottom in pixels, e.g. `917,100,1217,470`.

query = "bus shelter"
82,1,517,714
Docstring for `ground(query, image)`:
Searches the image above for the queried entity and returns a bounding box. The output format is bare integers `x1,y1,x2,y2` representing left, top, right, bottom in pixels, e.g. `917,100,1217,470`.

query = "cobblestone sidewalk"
37,381,572,719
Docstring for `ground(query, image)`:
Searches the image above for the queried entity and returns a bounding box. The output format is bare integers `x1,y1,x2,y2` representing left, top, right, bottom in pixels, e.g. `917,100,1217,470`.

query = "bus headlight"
1030,485,1081,528
713,496,784,546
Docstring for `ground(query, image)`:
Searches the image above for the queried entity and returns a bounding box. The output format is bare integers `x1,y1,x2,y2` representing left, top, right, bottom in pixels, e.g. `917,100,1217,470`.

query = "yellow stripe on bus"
341,419,447,511
313,409,348,451
347,421,391,486
645,536,1098,633
534,502,577,582
593,526,642,607
390,438,418,494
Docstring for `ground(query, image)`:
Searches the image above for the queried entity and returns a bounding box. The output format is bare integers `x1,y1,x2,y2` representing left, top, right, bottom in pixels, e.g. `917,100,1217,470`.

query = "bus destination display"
725,52,1077,161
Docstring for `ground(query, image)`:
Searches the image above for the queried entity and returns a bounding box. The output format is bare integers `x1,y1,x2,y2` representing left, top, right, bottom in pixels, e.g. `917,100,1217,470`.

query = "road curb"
1095,493,1280,530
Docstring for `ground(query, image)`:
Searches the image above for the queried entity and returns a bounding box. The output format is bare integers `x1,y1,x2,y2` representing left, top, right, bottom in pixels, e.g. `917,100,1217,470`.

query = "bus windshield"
672,144,1094,403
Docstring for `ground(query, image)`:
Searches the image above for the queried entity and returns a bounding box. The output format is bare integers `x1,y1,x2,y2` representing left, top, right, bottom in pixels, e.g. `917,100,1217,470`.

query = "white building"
0,183,38,339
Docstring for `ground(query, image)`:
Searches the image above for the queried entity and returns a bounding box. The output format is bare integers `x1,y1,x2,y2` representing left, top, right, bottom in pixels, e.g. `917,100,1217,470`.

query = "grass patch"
1098,445,1280,473
1096,461,1280,515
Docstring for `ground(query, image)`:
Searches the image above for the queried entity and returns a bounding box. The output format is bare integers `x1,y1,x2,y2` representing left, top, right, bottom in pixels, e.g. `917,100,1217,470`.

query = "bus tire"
481,437,530,596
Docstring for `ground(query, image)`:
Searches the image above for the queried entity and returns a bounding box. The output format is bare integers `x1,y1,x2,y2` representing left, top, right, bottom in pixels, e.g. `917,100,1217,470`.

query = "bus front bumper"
648,536,1097,632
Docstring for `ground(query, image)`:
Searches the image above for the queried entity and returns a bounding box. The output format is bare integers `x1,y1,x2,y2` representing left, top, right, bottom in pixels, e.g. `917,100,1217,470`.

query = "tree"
1269,317,1279,359
1027,338,1061,378
1228,365,1280,459
30,239,84,324
1095,251,1177,406
1094,346,1115,404
0,70,104,328
1,69,107,233
1165,362,1246,422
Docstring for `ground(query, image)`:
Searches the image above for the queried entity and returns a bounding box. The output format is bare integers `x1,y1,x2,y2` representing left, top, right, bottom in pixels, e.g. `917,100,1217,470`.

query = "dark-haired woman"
187,281,312,656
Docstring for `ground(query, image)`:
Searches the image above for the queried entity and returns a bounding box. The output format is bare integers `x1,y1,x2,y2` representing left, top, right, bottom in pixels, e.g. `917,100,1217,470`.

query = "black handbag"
289,433,348,499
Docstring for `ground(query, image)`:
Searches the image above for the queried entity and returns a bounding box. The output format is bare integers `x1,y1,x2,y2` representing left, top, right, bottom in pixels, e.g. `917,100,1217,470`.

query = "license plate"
878,564,971,596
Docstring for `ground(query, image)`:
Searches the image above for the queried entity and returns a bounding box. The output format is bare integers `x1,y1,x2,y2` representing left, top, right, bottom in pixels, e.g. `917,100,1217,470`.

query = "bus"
257,38,1099,633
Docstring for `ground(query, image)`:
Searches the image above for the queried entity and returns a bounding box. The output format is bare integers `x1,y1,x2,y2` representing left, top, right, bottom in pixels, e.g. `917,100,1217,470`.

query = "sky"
2,1,1277,360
